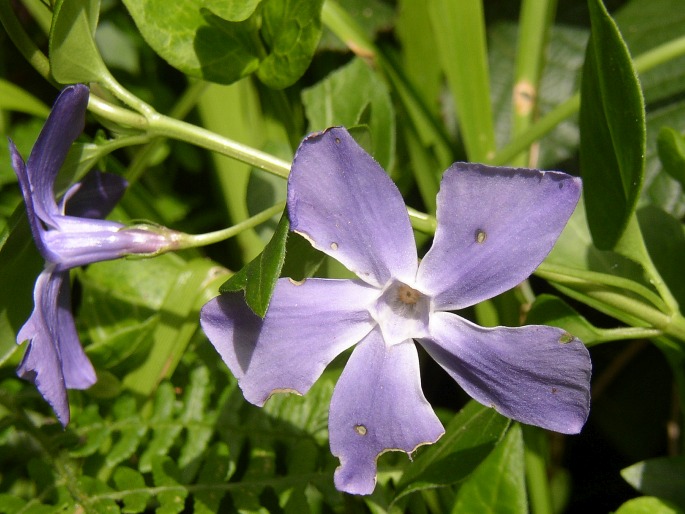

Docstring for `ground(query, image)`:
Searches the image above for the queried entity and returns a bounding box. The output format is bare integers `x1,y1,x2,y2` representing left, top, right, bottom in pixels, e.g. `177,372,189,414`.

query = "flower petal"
329,329,444,495
16,267,96,426
288,127,418,287
200,278,378,406
9,141,53,260
62,170,128,219
417,163,581,310
421,312,591,434
25,85,90,227
43,217,169,270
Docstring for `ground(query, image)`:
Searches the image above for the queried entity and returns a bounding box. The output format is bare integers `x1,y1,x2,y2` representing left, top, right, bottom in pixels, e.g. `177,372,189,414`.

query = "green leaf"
579,0,646,250
638,206,685,309
257,0,325,89
451,424,527,514
113,467,151,513
622,456,685,508
657,127,685,189
615,497,684,514
123,0,321,87
205,0,262,21
0,207,44,367
219,212,289,317
428,0,495,161
49,0,111,84
122,0,259,84
193,443,232,514
0,80,50,117
151,456,188,514
527,294,606,346
138,384,183,473
302,57,396,171
395,400,510,499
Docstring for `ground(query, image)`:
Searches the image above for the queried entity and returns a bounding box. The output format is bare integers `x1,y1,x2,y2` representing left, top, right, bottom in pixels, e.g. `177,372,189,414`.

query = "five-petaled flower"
9,84,171,426
202,127,592,495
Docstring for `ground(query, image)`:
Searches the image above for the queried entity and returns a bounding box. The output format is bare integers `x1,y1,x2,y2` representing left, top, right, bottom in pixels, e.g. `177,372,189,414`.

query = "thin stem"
0,0,53,83
147,114,291,179
408,207,437,235
522,424,553,514
491,34,685,166
176,202,285,249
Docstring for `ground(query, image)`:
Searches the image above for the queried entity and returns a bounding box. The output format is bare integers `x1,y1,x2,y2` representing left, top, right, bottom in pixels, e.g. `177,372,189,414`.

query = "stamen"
397,284,422,305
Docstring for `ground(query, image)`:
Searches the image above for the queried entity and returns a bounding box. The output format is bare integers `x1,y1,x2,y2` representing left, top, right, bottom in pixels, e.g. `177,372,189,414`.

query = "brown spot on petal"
335,137,341,144
552,387,558,394
330,242,339,251
475,229,487,244
559,332,574,344
354,424,367,436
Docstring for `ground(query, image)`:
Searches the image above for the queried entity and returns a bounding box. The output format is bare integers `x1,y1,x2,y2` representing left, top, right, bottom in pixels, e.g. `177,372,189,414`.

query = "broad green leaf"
428,0,495,161
280,231,325,282
657,127,685,189
220,213,289,317
121,258,227,394
615,497,684,514
526,294,605,346
579,0,646,250
638,206,685,308
395,400,510,499
451,424,527,514
123,0,320,87
49,0,111,84
257,0,325,89
204,0,262,22
0,80,49,117
622,456,685,508
122,0,259,84
302,57,395,171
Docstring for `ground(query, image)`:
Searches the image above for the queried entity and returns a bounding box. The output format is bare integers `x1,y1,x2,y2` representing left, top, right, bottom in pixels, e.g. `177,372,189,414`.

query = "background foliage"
2,0,685,512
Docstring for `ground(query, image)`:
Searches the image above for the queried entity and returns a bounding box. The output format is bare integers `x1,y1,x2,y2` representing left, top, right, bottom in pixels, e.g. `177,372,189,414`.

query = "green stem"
511,0,557,168
491,34,685,166
176,202,286,249
147,113,291,178
0,0,53,83
522,424,553,514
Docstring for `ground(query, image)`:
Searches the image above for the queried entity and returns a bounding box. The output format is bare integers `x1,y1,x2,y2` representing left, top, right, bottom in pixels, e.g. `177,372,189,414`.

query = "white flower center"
371,280,431,346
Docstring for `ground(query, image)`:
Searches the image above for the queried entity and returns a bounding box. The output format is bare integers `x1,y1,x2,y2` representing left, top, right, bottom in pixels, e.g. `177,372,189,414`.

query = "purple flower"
201,127,592,494
9,85,169,425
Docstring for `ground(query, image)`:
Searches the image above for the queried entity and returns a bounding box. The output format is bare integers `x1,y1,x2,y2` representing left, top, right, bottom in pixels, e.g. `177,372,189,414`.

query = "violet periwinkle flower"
201,127,592,494
9,84,170,425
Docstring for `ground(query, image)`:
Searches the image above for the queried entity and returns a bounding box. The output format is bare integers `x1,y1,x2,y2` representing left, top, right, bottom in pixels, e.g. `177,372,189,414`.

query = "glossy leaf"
657,127,685,189
579,0,646,250
207,0,262,21
396,400,510,499
257,0,325,89
122,0,321,87
451,424,527,514
302,57,396,171
219,213,289,317
49,0,110,84
526,294,605,346
622,456,685,508
0,80,50,117
615,497,683,514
